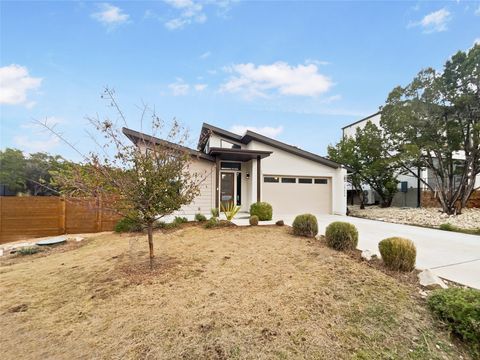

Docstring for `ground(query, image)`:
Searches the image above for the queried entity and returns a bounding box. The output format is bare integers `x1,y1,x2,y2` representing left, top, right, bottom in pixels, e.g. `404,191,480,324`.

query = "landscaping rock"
0,248,3,257
361,250,373,261
74,236,85,242
348,205,480,231
418,269,448,290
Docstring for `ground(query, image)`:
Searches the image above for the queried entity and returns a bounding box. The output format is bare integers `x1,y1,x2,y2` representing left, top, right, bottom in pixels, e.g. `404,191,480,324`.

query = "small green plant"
249,215,259,226
378,237,416,272
204,217,218,229
292,214,318,237
114,217,143,233
155,221,179,230
428,288,480,353
249,202,272,221
276,220,284,226
221,201,241,221
174,216,188,224
195,213,207,222
439,223,480,235
17,247,40,255
211,208,219,218
325,221,358,251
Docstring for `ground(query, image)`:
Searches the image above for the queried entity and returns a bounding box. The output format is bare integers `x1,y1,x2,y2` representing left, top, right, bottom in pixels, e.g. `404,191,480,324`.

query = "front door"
220,172,235,208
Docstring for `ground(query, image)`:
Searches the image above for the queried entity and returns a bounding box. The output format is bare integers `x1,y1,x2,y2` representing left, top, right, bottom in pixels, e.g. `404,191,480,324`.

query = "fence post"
59,197,66,234
96,196,103,232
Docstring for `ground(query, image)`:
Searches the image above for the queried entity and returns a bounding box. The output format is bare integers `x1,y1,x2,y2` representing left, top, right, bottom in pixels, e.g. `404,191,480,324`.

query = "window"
281,177,296,183
314,178,328,184
298,178,313,184
221,139,241,149
264,176,279,183
236,172,242,205
221,162,241,170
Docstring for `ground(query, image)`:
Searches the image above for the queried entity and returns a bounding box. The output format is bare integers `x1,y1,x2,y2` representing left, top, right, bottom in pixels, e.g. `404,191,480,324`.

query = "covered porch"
208,147,272,212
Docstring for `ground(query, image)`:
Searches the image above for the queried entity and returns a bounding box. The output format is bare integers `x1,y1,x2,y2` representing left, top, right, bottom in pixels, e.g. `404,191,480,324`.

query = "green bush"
440,223,480,235
428,288,480,351
174,216,188,224
249,215,259,226
211,208,219,218
325,221,358,251
378,237,416,272
249,202,272,221
292,214,318,238
195,213,207,222
17,247,40,255
114,217,143,233
204,217,218,229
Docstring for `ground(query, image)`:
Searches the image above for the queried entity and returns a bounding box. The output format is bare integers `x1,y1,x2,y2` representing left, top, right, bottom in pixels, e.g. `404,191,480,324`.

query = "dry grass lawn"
0,225,471,359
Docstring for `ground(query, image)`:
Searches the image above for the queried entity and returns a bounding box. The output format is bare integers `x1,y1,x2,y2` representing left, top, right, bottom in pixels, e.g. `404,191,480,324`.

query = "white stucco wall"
342,113,381,138
246,140,347,215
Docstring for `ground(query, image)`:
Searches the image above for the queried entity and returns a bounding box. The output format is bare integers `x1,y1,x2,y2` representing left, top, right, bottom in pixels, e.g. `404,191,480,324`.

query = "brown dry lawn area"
0,225,471,359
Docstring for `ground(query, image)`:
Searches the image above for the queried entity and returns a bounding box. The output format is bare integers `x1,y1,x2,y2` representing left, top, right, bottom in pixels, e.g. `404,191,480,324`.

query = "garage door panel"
263,178,332,214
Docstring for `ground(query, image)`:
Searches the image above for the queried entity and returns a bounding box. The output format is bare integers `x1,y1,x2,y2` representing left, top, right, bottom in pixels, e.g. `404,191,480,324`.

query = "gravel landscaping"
349,206,480,231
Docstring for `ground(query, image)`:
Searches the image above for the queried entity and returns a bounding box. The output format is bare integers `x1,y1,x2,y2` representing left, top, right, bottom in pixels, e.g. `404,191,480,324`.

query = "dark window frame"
298,178,313,184
281,177,296,183
220,161,242,171
264,176,280,183
314,178,328,184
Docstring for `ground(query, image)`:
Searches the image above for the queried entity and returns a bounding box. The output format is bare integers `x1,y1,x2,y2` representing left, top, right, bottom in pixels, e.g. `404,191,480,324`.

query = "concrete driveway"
277,214,480,289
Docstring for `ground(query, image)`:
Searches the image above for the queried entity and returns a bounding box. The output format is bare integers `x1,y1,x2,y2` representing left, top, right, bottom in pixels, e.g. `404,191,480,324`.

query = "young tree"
328,121,399,208
44,88,203,268
381,45,480,214
0,148,27,194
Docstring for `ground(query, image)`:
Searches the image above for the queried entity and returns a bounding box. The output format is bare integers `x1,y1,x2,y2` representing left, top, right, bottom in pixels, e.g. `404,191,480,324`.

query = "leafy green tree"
0,148,27,194
381,45,480,214
328,121,399,208
45,88,203,268
25,152,71,195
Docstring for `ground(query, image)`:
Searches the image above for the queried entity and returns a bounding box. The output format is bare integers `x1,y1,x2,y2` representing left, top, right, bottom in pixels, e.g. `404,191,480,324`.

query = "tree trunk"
147,224,154,270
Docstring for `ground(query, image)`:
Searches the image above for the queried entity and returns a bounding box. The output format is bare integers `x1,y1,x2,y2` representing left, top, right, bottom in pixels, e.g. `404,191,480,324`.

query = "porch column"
215,158,220,209
257,155,261,202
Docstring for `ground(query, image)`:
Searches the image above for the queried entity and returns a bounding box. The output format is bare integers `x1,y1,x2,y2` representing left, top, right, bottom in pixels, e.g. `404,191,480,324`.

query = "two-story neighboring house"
342,112,480,207
123,123,348,217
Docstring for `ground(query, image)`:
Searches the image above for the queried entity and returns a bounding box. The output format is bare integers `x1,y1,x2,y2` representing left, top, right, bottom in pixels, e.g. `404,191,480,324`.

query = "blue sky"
1,0,479,161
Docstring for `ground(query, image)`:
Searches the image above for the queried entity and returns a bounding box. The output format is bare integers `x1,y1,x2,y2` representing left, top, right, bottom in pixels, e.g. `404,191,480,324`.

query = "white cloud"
220,61,333,98
474,38,480,46
475,6,480,15
0,64,42,106
230,125,284,139
168,79,190,95
200,51,211,59
91,3,129,28
194,83,207,91
164,0,206,30
408,8,451,33
13,134,60,153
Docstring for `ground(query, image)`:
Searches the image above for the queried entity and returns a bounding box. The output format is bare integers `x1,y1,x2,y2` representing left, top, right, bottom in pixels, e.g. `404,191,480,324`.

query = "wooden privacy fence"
0,197,121,244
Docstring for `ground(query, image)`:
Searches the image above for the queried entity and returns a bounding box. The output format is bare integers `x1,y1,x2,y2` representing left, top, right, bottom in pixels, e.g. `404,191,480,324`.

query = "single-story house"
123,123,347,216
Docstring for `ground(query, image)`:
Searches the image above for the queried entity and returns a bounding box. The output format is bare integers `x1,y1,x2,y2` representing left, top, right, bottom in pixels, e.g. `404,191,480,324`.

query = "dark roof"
209,147,272,162
341,111,381,130
122,127,215,162
199,123,344,169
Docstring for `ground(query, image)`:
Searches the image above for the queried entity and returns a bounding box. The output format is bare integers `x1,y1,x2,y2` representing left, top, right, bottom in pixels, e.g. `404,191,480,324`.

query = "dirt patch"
0,225,473,359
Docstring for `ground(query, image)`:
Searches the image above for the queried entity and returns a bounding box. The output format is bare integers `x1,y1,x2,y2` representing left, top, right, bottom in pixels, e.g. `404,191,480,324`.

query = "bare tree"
41,88,202,268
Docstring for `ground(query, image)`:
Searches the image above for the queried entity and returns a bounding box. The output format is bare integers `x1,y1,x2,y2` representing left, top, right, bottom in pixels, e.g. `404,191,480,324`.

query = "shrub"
378,237,416,272
221,201,241,221
115,217,143,233
325,221,358,251
204,217,218,229
440,223,480,236
174,216,188,224
276,220,284,226
195,213,207,222
249,215,259,226
211,208,219,218
155,221,178,230
428,288,480,351
17,247,40,255
292,214,318,238
249,202,272,221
